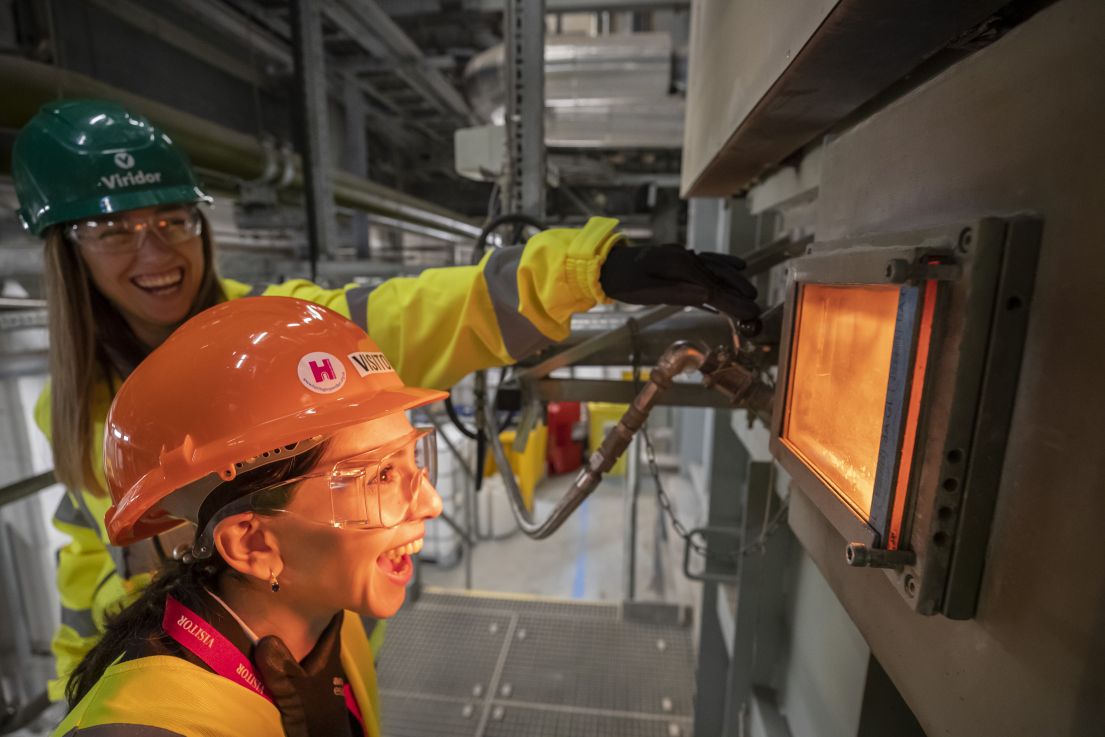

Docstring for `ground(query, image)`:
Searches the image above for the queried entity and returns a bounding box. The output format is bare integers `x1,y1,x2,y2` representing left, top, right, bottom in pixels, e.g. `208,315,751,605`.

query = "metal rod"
464,468,474,590
425,410,477,588
534,378,741,408
504,0,547,218
427,411,475,480
342,73,371,258
623,433,641,601
514,305,683,382
742,234,814,276
0,470,55,509
291,0,337,277
436,510,475,547
0,298,47,309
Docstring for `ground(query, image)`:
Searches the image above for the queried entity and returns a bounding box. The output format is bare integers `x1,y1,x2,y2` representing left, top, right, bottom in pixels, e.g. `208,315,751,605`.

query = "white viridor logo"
101,170,163,190
102,152,161,190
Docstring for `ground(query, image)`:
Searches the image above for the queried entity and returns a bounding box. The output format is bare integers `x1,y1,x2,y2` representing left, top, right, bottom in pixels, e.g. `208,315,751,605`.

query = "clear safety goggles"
66,205,202,254
193,427,437,559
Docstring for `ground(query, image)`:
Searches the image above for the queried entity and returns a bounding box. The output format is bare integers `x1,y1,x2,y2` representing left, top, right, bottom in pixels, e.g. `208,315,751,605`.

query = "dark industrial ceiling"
2,0,688,226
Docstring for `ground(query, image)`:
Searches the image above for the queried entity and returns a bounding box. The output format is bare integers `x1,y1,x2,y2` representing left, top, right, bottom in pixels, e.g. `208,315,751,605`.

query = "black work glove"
254,612,356,737
599,244,760,322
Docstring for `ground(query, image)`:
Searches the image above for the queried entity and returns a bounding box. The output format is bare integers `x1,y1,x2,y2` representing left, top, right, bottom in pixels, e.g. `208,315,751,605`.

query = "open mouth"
376,538,424,583
131,267,185,295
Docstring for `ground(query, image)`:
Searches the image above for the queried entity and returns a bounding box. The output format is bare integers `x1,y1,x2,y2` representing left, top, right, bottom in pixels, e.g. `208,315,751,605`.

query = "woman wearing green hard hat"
10,98,760,706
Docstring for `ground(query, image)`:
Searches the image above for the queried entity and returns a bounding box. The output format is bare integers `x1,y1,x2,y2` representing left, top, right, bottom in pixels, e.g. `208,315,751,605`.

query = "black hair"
65,441,327,708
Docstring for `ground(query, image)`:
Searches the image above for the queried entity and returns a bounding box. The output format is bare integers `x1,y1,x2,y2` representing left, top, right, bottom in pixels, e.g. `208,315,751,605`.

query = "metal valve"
845,542,916,569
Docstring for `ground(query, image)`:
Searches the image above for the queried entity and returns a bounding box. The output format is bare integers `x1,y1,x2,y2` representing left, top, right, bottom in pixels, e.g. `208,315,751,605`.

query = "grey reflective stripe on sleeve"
108,544,128,578
484,246,555,360
56,489,131,577
54,492,97,530
72,490,102,536
65,489,131,577
345,285,374,333
61,605,98,638
244,281,275,296
57,724,187,737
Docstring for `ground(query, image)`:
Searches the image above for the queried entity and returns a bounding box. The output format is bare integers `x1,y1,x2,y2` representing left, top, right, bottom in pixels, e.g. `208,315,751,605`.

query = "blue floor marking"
571,497,590,599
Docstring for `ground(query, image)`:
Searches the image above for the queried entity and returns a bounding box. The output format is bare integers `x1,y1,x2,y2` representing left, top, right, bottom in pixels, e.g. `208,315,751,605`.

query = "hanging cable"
471,212,547,265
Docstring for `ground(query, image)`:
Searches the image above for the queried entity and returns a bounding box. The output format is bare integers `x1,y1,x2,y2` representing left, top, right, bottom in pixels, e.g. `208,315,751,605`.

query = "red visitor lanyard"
163,595,273,704
162,595,366,733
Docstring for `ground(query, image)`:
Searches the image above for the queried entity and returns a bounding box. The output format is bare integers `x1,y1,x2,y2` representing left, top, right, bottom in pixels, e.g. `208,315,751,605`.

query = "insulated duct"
0,57,481,239
464,33,685,149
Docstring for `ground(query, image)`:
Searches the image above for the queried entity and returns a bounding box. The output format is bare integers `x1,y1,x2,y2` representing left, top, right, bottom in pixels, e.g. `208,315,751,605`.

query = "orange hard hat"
103,296,448,547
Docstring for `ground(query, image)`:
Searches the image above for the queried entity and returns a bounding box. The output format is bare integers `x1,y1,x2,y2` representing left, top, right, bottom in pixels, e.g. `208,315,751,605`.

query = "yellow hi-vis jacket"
51,609,380,737
38,218,624,701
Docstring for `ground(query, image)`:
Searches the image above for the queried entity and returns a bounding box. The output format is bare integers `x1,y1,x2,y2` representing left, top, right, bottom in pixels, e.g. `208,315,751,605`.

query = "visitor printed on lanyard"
162,595,273,703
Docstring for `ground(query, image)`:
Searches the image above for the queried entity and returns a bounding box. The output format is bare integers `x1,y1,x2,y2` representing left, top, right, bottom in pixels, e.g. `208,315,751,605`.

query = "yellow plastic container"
587,402,629,476
484,422,547,511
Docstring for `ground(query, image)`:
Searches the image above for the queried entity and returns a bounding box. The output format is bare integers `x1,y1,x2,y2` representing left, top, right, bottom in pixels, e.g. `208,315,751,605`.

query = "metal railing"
0,470,58,734
0,471,55,511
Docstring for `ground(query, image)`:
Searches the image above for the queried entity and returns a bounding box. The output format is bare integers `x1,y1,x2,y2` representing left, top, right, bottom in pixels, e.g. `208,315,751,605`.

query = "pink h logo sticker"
309,358,336,383
298,352,346,394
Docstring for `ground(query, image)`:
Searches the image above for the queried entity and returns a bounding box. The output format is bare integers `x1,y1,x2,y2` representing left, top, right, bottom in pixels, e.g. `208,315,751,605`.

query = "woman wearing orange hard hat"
10,99,760,702
55,297,448,737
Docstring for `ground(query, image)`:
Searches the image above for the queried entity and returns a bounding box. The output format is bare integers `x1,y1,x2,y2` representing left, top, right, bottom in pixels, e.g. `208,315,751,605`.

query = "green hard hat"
12,99,211,237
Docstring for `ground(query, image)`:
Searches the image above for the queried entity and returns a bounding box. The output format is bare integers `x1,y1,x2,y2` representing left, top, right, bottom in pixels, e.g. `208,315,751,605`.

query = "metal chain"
627,319,738,566
628,316,787,568
639,422,739,565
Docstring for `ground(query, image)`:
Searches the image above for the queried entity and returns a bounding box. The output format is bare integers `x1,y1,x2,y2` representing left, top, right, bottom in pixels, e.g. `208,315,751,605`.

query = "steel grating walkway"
377,589,695,737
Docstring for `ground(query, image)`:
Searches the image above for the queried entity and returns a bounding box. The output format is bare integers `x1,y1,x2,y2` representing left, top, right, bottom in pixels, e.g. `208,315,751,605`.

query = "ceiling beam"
91,0,273,85
324,0,476,124
168,0,438,149
167,0,292,69
376,0,688,16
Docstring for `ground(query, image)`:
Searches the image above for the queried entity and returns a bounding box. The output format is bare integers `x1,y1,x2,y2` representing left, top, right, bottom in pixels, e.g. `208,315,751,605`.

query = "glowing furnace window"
782,284,899,520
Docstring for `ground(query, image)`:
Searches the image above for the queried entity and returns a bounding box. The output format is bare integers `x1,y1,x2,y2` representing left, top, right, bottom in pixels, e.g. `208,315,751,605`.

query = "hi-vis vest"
52,610,380,737
38,218,624,701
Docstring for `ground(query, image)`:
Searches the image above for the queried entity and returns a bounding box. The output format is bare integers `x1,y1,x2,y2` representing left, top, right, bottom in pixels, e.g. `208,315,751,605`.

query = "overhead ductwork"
464,33,685,149
0,57,482,240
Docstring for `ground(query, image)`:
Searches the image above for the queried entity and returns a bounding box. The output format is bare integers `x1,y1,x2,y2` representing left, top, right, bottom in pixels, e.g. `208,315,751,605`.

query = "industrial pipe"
487,341,711,540
0,57,482,239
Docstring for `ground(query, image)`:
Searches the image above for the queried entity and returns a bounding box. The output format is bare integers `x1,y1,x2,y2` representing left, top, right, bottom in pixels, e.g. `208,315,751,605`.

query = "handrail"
0,472,57,734
0,470,56,509
0,690,50,735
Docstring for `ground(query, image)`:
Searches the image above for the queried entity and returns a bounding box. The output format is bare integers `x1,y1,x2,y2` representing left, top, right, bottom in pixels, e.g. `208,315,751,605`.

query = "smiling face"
269,413,443,620
74,205,204,347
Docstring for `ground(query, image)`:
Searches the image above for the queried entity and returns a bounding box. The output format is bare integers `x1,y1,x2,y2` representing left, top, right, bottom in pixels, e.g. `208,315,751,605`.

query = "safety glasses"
66,205,202,254
192,427,437,559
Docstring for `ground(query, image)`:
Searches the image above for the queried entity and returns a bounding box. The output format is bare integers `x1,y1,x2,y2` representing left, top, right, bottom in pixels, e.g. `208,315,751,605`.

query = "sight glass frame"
769,217,1040,617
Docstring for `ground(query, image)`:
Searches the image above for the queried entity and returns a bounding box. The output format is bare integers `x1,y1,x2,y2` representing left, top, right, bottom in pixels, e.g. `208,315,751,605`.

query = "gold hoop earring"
269,571,280,593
